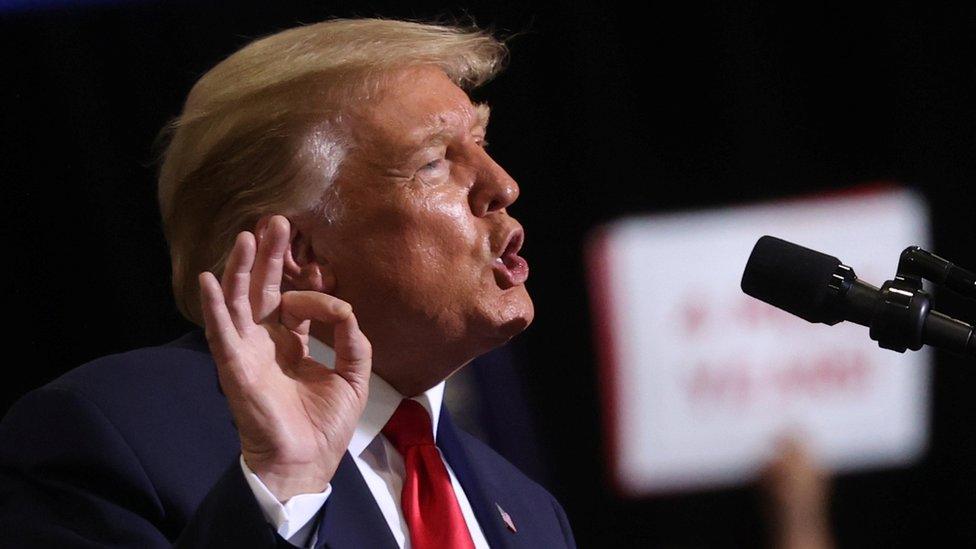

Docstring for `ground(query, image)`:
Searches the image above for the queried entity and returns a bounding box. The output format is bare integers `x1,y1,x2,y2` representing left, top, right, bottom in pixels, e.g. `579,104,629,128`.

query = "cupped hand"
198,215,371,501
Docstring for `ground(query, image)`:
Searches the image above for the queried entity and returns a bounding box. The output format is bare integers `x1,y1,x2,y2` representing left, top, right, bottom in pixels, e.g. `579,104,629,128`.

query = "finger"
280,291,353,330
250,215,289,323
332,309,372,389
280,313,312,336
280,291,372,387
198,271,241,362
222,231,257,330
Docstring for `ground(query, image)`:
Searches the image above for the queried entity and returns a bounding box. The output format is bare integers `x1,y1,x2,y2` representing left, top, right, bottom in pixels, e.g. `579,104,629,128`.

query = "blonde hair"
156,18,508,325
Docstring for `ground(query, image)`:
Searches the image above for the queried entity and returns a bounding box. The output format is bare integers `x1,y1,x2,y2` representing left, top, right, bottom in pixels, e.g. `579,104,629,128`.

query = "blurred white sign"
587,186,931,496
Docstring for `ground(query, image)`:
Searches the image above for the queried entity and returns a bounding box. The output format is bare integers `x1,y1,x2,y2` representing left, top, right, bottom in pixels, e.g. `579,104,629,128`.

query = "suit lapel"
315,452,398,549
437,407,517,549
180,329,501,548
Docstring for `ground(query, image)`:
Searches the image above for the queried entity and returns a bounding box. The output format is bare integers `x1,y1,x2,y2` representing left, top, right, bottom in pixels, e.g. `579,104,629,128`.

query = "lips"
492,228,529,288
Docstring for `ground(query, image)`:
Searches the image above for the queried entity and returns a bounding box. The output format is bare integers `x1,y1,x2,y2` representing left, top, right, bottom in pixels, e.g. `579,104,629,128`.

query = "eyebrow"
474,102,491,131
417,102,491,148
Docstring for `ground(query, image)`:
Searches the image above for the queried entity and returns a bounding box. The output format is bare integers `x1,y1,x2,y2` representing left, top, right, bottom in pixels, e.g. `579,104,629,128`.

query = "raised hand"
197,215,371,501
761,438,834,549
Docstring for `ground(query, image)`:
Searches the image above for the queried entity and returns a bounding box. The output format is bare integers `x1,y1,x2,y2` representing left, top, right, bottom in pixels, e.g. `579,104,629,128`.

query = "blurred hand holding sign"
586,186,930,496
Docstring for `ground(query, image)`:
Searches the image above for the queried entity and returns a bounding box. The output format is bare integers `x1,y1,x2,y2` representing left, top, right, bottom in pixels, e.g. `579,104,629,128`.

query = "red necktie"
382,399,476,549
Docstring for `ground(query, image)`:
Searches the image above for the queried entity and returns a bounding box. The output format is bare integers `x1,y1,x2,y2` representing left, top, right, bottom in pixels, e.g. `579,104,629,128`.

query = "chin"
484,286,535,342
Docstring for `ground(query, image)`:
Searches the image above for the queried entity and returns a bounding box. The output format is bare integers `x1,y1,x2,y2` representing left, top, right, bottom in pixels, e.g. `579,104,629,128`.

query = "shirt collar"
308,334,445,457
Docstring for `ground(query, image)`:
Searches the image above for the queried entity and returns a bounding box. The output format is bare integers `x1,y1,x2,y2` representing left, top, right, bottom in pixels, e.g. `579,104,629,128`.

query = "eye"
413,156,449,183
420,158,444,171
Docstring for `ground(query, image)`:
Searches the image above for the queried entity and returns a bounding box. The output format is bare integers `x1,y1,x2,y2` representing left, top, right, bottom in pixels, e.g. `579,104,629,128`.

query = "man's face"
296,65,533,388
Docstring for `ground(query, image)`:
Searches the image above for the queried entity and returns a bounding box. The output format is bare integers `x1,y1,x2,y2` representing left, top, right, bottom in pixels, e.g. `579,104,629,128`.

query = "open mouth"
493,229,529,288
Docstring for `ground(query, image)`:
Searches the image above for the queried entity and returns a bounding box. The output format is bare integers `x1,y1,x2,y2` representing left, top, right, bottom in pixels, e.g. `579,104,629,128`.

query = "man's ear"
254,214,336,293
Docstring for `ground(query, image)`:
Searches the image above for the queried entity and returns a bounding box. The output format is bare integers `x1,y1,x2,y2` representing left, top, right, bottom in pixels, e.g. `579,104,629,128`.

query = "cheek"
404,194,482,271
332,185,489,307
338,216,477,304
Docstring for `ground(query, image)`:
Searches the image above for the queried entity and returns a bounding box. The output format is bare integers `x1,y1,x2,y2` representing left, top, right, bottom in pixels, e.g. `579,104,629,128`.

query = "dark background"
3,1,976,547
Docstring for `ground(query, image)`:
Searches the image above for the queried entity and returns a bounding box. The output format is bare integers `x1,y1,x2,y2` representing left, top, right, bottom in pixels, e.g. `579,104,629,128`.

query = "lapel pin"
495,503,517,533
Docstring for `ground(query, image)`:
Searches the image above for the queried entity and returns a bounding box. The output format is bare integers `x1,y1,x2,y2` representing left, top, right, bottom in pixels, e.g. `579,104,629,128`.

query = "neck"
309,321,473,397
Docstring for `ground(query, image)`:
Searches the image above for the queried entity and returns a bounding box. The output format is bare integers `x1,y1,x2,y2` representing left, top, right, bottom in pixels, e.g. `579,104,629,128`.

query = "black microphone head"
741,235,843,324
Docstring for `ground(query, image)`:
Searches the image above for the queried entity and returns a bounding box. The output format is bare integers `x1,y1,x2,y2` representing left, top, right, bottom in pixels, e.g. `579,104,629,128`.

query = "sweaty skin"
201,65,534,501
286,65,534,396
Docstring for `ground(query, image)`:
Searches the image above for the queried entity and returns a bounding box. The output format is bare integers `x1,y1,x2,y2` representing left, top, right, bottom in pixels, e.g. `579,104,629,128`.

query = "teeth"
495,257,504,264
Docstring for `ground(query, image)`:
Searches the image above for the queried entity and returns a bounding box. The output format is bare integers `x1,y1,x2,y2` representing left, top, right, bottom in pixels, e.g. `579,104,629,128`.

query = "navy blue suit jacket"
0,330,575,548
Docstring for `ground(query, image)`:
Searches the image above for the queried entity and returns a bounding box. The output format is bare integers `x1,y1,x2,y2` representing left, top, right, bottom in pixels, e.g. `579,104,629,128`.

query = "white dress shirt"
240,336,489,548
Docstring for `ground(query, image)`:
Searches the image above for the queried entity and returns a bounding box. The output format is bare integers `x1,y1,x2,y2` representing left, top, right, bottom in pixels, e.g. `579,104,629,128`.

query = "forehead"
346,66,486,152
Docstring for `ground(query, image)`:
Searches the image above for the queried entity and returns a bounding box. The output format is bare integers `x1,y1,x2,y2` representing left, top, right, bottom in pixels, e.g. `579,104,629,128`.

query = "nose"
468,149,520,217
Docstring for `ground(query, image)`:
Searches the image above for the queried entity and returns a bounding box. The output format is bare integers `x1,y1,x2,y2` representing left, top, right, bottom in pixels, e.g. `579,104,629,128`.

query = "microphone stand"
867,247,976,357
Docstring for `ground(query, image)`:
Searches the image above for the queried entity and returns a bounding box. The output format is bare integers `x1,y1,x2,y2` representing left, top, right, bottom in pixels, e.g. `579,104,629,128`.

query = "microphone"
741,235,976,358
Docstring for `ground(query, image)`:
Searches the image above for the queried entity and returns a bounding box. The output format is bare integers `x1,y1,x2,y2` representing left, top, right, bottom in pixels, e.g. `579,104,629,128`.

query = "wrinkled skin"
199,219,372,502
201,65,534,501
287,65,534,396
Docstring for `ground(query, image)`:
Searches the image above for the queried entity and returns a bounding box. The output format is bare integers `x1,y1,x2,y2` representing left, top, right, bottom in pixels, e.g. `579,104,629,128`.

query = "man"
0,18,575,548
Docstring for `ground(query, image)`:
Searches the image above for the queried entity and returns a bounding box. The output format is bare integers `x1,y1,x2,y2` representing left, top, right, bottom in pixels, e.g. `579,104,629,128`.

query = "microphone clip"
897,246,976,301
871,275,931,353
